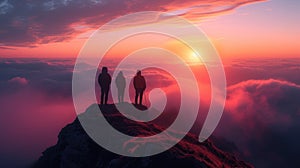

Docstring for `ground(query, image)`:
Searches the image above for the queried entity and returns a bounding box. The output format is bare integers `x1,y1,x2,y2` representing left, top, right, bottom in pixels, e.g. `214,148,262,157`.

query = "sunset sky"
0,0,299,59
0,0,300,168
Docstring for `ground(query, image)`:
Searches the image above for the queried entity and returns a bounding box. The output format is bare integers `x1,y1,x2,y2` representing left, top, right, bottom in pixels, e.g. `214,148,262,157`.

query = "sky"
200,0,300,58
0,0,299,59
0,0,300,168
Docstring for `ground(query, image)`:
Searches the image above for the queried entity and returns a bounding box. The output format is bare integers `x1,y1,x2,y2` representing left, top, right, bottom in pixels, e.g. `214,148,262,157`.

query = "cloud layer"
1,57,299,167
0,57,179,167
215,79,300,167
0,0,263,46
0,58,76,167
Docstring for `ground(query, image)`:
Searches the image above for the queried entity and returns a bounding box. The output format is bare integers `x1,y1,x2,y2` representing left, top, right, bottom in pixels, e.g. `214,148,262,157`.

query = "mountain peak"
33,103,252,168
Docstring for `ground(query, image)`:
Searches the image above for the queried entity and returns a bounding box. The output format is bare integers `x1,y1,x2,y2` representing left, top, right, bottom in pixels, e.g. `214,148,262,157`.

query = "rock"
33,103,253,168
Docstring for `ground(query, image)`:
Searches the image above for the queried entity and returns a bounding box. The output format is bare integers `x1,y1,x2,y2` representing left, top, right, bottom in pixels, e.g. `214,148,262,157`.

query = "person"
115,71,126,103
133,70,146,105
98,67,111,105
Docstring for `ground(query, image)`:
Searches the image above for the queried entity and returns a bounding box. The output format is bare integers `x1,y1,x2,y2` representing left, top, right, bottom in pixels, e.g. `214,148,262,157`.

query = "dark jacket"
133,75,146,90
116,74,125,90
98,73,111,90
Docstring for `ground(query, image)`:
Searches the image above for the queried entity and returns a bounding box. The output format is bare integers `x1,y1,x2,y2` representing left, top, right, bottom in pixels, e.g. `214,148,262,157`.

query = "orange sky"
0,0,299,60
200,1,300,59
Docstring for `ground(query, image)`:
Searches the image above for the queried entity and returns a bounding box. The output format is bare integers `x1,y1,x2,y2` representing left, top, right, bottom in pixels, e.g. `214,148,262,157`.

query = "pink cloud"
0,87,75,164
214,79,300,167
0,0,264,46
226,79,298,126
164,0,265,19
8,77,29,85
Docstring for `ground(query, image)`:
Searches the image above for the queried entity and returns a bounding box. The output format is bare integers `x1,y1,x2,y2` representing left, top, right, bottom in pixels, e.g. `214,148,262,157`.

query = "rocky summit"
33,103,252,168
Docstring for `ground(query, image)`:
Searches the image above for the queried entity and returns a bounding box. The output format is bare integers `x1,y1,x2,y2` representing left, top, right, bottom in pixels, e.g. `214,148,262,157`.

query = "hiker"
115,71,126,103
133,70,146,105
98,67,111,104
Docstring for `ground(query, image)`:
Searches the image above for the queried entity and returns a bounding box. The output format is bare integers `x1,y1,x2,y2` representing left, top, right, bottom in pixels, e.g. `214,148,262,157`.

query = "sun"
186,50,201,65
190,51,199,58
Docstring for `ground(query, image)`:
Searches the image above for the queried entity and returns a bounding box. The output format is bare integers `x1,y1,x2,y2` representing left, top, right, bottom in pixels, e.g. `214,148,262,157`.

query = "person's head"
136,70,141,76
102,67,108,73
118,71,123,76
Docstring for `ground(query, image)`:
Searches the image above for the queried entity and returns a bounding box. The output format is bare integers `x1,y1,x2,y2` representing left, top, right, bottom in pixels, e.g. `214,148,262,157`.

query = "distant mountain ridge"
33,103,252,168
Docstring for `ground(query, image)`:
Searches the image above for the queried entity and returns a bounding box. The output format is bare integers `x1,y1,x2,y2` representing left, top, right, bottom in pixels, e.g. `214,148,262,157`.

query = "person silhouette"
98,67,111,105
133,70,146,105
115,71,126,103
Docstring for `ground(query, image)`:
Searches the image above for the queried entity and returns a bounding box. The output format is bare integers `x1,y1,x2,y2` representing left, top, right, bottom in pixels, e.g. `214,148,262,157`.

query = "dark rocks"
33,103,252,168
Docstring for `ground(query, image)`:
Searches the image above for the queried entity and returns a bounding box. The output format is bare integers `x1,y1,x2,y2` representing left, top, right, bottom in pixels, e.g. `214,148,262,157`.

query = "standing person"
115,71,126,103
133,70,146,105
98,67,111,105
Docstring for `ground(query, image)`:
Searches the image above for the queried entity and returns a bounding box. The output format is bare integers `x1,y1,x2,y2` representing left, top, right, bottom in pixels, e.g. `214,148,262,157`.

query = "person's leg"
118,95,121,103
101,88,104,104
104,88,109,104
117,88,121,103
120,88,124,103
139,90,144,105
135,90,139,105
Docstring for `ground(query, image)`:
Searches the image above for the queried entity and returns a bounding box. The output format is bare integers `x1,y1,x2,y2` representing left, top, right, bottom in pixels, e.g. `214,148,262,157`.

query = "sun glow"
186,50,202,65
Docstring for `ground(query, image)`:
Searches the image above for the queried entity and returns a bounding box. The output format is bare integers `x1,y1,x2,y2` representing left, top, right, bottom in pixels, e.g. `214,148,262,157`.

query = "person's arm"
108,74,112,85
115,76,118,85
98,74,102,86
142,77,146,90
122,76,126,86
133,76,137,89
